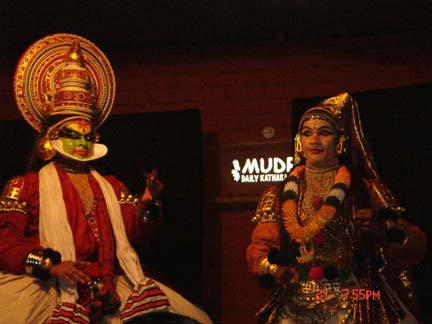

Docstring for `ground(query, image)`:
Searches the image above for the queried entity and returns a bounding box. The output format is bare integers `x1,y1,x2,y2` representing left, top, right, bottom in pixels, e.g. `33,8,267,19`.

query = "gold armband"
0,198,28,214
0,176,28,214
2,177,24,200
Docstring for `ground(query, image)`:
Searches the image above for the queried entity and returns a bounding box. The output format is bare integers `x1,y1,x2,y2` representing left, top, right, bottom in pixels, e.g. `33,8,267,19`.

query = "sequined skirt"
278,280,355,324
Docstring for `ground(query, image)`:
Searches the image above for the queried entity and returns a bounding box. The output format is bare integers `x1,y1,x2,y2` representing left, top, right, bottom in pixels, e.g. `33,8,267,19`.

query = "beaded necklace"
300,165,339,224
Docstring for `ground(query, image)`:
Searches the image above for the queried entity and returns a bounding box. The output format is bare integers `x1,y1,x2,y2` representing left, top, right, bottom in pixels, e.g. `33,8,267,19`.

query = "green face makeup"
59,122,94,159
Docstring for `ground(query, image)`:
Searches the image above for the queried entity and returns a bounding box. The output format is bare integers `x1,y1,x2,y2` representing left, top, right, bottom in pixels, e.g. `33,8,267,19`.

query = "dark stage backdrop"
0,109,204,304
293,83,432,323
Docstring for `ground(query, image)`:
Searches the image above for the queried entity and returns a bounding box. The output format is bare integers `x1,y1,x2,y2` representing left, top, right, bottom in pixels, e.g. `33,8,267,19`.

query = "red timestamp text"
343,288,380,301
315,288,381,301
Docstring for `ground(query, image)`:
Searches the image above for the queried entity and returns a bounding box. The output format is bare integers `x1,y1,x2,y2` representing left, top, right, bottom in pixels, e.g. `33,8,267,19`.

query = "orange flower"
282,165,351,244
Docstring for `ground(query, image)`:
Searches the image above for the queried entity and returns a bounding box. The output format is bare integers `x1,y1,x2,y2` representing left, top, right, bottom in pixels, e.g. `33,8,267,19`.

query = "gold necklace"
300,167,339,224
305,162,340,174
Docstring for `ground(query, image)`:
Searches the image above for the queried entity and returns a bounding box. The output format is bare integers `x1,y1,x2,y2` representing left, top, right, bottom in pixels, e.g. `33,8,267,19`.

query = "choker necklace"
305,162,340,174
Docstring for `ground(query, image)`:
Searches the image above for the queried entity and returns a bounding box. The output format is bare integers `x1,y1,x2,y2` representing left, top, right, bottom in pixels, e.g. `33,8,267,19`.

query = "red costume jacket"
0,164,157,292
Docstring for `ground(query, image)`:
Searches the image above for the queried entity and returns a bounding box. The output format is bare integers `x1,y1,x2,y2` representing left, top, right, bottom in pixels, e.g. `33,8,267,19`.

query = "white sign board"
231,157,294,183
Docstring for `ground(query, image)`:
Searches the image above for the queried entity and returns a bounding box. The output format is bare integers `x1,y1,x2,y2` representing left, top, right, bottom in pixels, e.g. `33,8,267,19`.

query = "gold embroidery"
2,177,25,201
0,198,28,214
252,186,279,224
119,189,139,206
0,177,28,214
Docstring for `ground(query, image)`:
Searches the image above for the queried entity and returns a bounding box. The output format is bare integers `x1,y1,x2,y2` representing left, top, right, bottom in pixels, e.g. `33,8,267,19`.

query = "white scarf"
39,162,146,303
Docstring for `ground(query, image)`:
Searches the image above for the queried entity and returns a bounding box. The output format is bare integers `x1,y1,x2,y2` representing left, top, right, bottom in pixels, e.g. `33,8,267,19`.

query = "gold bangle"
25,250,44,274
258,257,279,276
258,257,271,275
268,263,278,276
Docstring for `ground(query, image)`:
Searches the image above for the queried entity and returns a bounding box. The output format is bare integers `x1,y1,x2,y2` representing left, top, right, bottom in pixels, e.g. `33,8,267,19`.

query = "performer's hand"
355,208,383,237
49,261,91,284
355,209,373,230
141,169,164,203
274,265,299,288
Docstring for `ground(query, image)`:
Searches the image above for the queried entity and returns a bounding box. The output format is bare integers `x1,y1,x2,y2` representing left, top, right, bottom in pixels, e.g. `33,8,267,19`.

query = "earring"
294,134,303,165
336,135,347,156
37,136,56,161
295,134,302,154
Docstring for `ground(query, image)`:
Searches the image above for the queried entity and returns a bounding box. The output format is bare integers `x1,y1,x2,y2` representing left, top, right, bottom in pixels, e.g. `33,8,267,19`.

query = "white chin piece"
51,139,108,162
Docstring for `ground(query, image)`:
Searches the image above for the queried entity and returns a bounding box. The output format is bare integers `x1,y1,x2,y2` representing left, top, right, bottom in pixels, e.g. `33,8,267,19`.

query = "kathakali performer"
247,93,426,324
0,33,212,324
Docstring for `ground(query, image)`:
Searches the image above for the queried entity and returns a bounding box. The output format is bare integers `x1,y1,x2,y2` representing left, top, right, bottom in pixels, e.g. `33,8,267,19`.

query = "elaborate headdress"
295,93,404,218
14,33,116,161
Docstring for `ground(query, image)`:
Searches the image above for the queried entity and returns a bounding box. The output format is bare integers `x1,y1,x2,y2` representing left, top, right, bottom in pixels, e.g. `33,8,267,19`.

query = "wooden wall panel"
204,210,271,324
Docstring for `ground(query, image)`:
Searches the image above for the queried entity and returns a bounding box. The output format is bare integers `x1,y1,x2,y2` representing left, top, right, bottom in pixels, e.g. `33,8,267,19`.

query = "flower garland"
282,164,351,244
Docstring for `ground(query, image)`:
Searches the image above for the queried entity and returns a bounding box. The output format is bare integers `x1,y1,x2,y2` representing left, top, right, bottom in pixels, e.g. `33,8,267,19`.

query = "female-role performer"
247,93,426,324
0,34,212,324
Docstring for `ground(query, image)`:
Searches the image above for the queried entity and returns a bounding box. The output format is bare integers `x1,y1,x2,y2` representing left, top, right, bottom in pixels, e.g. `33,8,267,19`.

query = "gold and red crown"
51,40,95,119
14,33,115,133
298,92,352,133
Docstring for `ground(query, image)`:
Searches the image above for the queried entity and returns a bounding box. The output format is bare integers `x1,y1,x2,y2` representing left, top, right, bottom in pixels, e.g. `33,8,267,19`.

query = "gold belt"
295,279,355,306
280,280,354,324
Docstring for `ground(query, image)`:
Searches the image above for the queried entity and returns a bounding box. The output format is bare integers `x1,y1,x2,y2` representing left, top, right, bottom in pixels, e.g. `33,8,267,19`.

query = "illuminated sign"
231,157,294,183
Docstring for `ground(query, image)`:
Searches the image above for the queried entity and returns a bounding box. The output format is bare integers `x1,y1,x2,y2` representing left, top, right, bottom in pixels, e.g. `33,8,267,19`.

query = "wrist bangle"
258,257,271,275
25,250,44,275
268,263,278,276
258,257,278,276
25,248,61,280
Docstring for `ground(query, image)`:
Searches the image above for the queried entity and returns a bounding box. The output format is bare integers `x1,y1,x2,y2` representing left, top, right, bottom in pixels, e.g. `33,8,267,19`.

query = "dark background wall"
1,5,432,322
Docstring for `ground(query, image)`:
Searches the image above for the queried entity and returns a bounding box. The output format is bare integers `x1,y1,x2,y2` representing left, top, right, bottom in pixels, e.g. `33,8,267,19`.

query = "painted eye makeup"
59,129,78,139
300,128,336,137
84,134,95,141
318,130,336,136
59,129,95,141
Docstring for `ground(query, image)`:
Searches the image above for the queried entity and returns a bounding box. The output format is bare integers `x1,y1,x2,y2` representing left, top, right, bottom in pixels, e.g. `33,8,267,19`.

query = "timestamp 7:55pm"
315,288,381,301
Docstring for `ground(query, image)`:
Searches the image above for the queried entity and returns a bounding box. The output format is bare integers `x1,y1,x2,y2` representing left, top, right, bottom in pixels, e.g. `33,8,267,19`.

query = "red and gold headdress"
297,93,349,134
13,33,115,160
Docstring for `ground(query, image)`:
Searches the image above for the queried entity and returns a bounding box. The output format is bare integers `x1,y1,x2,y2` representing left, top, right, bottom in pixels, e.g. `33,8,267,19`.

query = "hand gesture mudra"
141,169,164,203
